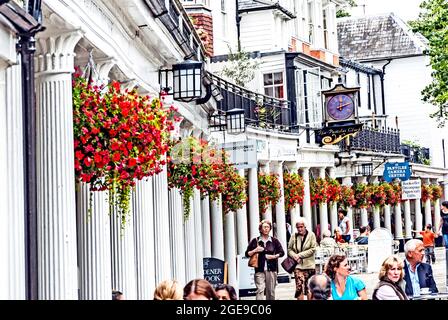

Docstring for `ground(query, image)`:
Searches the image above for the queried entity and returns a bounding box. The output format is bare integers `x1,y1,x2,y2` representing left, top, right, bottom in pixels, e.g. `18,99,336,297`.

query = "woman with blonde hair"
372,255,408,300
153,280,183,300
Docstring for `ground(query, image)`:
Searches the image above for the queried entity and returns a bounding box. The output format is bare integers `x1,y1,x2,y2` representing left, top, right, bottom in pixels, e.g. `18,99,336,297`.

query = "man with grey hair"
287,217,317,300
307,274,332,300
403,239,438,297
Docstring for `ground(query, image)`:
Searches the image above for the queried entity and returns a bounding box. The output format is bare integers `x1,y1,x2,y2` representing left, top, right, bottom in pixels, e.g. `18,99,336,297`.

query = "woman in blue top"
324,254,368,300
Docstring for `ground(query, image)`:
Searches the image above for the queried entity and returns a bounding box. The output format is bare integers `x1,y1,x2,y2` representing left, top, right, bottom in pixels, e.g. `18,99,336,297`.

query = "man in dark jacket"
245,219,284,300
403,239,438,297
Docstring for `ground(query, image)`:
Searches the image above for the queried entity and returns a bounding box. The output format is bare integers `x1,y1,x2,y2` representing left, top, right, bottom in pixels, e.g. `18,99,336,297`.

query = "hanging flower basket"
339,185,356,209
386,183,402,206
430,184,442,202
283,172,304,212
310,178,328,205
221,161,247,215
73,72,175,228
258,173,281,214
370,183,388,207
421,184,432,202
353,183,372,209
326,178,342,204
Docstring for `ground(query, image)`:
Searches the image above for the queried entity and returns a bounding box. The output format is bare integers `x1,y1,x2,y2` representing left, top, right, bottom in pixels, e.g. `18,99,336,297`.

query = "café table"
411,292,448,300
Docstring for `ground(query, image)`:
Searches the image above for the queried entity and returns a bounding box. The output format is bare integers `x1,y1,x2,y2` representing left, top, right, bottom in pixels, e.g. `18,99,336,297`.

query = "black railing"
208,73,292,132
339,125,401,154
400,144,430,165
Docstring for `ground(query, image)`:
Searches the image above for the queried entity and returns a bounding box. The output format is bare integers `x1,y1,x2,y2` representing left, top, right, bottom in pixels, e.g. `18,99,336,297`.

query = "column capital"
36,29,84,75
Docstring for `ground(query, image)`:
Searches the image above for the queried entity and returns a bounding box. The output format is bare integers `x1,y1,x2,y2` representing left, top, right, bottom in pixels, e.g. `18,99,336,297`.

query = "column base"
277,273,290,283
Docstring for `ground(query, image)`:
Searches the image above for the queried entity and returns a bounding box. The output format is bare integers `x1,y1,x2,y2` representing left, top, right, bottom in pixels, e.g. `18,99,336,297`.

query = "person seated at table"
403,239,438,297
320,230,339,255
324,254,367,300
372,255,408,300
307,274,332,300
334,227,345,244
354,226,369,245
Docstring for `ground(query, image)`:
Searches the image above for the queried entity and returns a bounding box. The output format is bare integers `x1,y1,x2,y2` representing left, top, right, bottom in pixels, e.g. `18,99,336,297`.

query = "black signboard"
315,123,363,146
203,257,226,287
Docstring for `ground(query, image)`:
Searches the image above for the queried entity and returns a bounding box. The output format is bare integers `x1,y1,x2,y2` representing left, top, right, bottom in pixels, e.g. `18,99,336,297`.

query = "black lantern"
226,108,245,134
172,60,203,102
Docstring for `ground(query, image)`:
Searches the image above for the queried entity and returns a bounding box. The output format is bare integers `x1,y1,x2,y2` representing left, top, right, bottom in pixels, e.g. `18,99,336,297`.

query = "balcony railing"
208,73,292,132
339,125,401,154
400,144,430,165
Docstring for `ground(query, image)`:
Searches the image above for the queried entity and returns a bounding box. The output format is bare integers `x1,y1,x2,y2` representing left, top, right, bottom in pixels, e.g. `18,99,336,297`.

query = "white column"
201,196,212,258
318,167,329,236
434,197,441,232
328,167,338,234
248,167,260,240
394,204,404,239
236,169,248,255
3,63,26,299
443,174,448,201
134,179,156,299
184,196,196,282
424,199,432,227
0,63,7,300
404,200,412,239
274,163,287,265
384,205,392,232
301,167,312,227
110,201,137,300
153,166,172,284
210,195,225,260
261,164,272,224
342,176,354,239
373,207,381,230
224,211,237,288
289,162,301,231
193,189,204,278
414,199,423,237
35,31,83,299
358,177,369,227
169,188,186,285
77,184,111,300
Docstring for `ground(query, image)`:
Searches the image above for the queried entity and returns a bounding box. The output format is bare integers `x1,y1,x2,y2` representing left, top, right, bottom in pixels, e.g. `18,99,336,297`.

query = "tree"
409,0,448,127
336,0,357,18
220,47,260,87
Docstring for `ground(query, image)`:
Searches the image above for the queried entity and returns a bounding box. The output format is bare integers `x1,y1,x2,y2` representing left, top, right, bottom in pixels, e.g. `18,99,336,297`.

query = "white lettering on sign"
402,180,421,200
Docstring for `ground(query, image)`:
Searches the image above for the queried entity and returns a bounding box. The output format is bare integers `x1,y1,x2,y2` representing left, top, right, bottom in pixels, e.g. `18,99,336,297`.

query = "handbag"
248,253,258,268
281,256,297,273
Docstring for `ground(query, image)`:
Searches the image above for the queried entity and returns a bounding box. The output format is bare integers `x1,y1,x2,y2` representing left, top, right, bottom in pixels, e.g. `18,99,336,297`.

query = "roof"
337,13,428,61
238,0,295,19
238,0,274,11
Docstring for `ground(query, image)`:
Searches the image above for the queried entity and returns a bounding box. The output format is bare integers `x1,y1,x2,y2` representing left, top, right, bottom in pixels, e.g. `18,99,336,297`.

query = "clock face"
327,94,355,121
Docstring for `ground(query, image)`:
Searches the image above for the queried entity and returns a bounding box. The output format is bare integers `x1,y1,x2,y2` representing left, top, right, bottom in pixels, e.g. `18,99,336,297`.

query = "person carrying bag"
288,217,317,300
245,220,284,300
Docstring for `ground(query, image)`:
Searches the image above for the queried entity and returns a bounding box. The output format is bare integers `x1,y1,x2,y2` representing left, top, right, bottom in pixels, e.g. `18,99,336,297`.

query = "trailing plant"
283,172,304,212
430,184,443,201
353,183,372,209
310,178,328,205
326,178,342,203
370,183,388,207
73,71,174,229
339,185,356,209
258,173,281,214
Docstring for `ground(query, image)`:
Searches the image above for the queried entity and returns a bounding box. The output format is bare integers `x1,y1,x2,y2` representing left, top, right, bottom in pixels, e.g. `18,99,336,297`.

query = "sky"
349,0,424,22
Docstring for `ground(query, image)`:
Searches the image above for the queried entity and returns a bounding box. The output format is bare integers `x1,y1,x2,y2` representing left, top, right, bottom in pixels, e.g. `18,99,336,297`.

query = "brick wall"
189,13,214,57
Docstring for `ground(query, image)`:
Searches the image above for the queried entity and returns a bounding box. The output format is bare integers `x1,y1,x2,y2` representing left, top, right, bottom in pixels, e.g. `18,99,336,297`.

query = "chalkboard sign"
203,257,225,286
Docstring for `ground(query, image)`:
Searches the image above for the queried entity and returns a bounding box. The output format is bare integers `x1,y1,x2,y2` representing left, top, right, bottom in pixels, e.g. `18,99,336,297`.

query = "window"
296,67,323,128
221,0,226,12
263,72,284,99
308,1,314,43
323,9,328,49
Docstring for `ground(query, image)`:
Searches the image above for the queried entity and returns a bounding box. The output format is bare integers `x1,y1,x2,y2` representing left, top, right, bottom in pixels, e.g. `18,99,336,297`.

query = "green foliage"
401,140,431,165
220,47,260,87
336,0,357,18
409,0,448,127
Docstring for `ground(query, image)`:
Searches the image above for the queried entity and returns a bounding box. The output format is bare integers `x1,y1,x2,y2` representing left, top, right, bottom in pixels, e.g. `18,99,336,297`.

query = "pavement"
243,247,448,300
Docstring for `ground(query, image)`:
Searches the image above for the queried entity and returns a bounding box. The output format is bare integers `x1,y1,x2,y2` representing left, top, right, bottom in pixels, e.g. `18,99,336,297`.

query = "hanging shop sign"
315,123,363,145
401,179,421,200
383,162,411,182
219,140,257,170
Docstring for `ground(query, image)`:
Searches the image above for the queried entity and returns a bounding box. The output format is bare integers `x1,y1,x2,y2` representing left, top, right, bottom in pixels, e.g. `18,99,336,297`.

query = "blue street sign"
383,162,411,182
